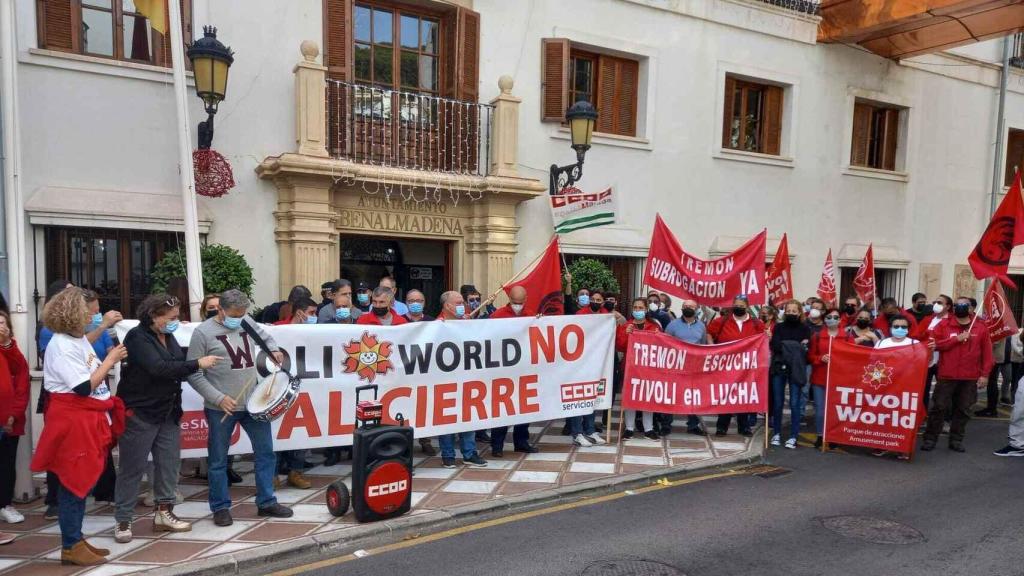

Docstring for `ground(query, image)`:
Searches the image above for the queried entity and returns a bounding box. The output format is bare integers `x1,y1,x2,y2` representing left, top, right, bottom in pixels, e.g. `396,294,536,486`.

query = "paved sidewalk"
0,416,759,576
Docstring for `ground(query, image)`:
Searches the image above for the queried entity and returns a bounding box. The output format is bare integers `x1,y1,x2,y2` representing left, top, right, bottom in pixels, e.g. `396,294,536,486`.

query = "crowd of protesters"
1,275,1023,564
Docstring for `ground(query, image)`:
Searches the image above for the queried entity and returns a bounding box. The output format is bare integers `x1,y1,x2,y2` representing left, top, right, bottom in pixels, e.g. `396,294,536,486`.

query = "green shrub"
567,258,619,295
150,244,255,297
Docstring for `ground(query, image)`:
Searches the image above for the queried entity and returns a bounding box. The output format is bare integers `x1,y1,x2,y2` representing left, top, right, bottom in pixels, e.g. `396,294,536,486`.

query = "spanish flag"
133,0,167,35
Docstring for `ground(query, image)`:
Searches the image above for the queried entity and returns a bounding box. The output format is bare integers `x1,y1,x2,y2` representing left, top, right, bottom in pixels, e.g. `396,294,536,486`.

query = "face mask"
682,308,696,319
335,307,351,320
89,313,103,327
825,317,840,328
933,303,945,315
468,299,481,310
915,303,927,312
590,302,601,312
843,304,856,315
578,295,590,307
357,293,369,305
455,304,466,317
954,304,970,318
784,314,800,324
223,316,243,331
408,302,424,315
809,309,822,320
856,318,871,329
803,304,811,314
648,303,660,312
733,307,747,317
511,304,524,314
372,306,389,317
304,315,318,325
891,327,909,339
632,310,646,321
603,301,615,312
161,320,180,334
205,309,218,320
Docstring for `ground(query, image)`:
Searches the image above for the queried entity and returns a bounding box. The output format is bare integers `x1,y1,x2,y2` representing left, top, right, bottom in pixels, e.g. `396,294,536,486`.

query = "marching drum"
247,369,301,422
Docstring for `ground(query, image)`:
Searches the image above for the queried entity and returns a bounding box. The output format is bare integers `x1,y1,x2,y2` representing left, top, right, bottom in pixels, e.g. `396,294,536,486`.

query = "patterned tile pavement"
0,416,756,575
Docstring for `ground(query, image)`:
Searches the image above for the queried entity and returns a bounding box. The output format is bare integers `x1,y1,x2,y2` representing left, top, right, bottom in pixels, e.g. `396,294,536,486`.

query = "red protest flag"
644,214,767,306
969,171,1024,288
504,236,564,316
983,280,1019,343
766,234,793,304
817,249,837,306
824,339,928,455
853,245,875,307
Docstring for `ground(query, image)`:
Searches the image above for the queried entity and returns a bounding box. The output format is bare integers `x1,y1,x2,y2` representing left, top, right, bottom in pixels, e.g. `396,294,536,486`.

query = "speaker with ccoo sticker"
350,385,413,522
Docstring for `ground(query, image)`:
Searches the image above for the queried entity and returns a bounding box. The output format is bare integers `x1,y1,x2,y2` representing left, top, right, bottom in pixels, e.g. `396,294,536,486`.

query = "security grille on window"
36,0,191,66
722,76,783,156
851,101,901,171
541,39,640,138
1005,128,1024,186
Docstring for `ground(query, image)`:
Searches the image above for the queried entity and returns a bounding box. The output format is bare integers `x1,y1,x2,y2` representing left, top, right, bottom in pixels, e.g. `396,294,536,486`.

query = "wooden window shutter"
158,0,192,68
615,58,639,137
454,7,480,102
722,76,736,148
541,38,569,122
881,108,899,171
851,102,872,167
37,0,76,52
1005,130,1024,186
323,0,353,81
595,56,618,134
762,85,783,156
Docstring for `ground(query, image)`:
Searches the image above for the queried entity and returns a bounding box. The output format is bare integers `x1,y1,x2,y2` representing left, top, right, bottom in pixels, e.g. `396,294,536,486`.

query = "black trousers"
716,414,752,434
0,435,19,508
925,379,977,444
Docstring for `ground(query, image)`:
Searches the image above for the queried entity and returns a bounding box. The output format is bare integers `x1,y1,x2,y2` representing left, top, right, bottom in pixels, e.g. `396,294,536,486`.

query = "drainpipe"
0,68,7,300
991,35,1012,219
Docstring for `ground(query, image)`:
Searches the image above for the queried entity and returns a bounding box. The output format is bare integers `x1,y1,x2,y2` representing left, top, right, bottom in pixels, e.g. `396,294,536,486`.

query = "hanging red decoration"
193,149,235,198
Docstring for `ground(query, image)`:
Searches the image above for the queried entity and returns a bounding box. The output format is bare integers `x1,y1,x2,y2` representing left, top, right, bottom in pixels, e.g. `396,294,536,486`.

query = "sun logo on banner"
343,331,394,383
861,361,894,390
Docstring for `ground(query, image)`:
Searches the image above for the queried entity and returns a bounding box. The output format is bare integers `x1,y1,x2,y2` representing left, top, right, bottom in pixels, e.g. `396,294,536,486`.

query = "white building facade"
3,0,1024,372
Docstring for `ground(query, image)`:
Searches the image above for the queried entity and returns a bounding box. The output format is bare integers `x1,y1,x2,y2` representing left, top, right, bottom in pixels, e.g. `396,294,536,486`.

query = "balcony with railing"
326,81,494,177
753,0,820,16
1011,33,1024,69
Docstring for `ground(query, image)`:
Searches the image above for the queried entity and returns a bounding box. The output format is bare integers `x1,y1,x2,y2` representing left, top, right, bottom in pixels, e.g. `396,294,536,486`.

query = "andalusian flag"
550,186,616,234
134,0,167,34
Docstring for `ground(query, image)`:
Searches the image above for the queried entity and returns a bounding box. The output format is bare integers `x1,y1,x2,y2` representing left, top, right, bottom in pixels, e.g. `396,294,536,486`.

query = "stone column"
273,175,338,297
489,76,521,178
464,197,520,301
294,41,329,158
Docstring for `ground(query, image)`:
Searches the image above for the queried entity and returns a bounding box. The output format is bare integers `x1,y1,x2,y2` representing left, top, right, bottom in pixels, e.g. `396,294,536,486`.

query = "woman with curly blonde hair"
30,287,127,566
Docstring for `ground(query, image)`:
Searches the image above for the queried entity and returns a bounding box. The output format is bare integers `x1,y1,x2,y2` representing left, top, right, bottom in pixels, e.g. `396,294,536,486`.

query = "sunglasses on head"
165,297,180,307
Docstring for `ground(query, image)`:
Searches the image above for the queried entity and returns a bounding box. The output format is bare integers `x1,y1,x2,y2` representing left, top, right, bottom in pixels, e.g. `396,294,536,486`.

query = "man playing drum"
187,289,294,527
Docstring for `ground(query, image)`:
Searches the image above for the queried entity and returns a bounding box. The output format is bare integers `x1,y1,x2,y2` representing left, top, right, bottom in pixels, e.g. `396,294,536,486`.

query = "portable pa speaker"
351,424,414,522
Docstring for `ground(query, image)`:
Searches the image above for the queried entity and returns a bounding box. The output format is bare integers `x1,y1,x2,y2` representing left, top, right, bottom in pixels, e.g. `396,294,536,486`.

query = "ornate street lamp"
187,26,234,149
549,100,598,195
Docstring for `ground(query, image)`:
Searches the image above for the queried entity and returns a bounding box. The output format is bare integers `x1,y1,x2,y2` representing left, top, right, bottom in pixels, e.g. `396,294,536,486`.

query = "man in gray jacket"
187,289,294,526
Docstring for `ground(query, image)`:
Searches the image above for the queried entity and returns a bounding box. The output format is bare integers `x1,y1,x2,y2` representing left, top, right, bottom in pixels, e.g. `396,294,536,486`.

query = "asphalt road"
283,417,1023,576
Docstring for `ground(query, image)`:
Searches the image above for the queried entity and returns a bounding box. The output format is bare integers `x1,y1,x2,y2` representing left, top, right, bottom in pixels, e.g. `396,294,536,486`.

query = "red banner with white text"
621,331,769,415
825,339,928,455
983,280,1019,342
766,234,793,304
643,215,767,306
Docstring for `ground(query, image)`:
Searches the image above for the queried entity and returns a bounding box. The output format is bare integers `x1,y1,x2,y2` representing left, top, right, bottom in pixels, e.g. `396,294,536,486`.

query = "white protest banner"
115,315,615,458
550,186,616,234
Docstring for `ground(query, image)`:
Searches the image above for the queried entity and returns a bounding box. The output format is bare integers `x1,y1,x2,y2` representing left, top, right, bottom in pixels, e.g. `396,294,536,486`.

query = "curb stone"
150,433,765,576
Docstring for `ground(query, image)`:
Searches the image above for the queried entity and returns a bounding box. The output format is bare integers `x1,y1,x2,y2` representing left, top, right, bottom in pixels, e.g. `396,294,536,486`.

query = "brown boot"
61,541,106,566
82,539,110,556
287,470,312,490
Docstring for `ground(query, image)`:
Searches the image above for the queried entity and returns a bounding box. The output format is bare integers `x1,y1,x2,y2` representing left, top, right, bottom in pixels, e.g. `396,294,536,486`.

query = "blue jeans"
812,385,826,436
205,408,277,511
58,481,87,549
490,424,530,450
771,374,803,440
277,450,308,473
438,432,477,459
568,412,596,436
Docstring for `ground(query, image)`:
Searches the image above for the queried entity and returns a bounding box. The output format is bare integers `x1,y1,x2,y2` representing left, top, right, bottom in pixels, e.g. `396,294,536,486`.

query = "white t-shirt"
43,333,110,400
876,337,918,350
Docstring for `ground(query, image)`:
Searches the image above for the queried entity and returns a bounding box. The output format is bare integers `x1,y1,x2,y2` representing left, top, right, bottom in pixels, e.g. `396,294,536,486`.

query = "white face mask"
511,304,524,314
933,303,944,315
648,303,659,312
809,308,822,319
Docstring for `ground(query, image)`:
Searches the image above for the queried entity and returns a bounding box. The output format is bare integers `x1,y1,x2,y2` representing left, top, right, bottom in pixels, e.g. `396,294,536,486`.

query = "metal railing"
326,80,493,177
752,0,820,16
1011,33,1024,69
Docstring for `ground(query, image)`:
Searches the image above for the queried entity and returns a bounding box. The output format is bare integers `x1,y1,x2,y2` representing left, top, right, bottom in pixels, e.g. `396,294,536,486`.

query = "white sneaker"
0,506,24,524
785,438,797,450
587,433,606,445
573,434,593,447
770,434,781,446
114,521,132,544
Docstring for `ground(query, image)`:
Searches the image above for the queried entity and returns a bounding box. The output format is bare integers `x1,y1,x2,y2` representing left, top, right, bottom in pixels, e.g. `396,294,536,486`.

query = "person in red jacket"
576,290,608,315
707,295,766,436
838,296,861,330
913,294,953,408
489,286,531,319
616,298,663,439
922,297,993,452
0,309,30,530
487,286,540,455
356,287,409,326
872,297,919,338
807,308,850,448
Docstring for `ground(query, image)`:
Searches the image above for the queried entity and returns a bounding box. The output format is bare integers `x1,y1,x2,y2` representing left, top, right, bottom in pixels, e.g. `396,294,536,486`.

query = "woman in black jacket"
112,294,220,543
770,299,811,450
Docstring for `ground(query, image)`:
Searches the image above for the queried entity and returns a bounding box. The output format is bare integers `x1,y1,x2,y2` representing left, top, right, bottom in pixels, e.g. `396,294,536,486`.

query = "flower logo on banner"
861,361,894,390
343,331,394,383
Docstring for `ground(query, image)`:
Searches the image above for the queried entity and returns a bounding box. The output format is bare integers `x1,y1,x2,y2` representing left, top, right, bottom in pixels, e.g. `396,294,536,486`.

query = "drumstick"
220,372,258,423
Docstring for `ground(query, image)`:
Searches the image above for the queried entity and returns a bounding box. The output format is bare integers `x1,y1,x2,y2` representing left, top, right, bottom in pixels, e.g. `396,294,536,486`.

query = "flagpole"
474,235,557,317
821,335,834,453
168,0,205,321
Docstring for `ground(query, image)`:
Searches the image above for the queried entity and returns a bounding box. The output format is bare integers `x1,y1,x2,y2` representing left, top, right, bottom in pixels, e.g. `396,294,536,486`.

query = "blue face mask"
357,293,370,305
304,315,318,325
88,313,102,328
408,302,424,314
578,295,590,306
223,316,243,331
632,310,646,321
161,320,180,334
335,307,351,320
455,304,466,317
891,327,909,339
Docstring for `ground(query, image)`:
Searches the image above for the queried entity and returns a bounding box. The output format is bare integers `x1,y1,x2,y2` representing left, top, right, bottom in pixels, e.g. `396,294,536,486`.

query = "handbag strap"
241,319,293,378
